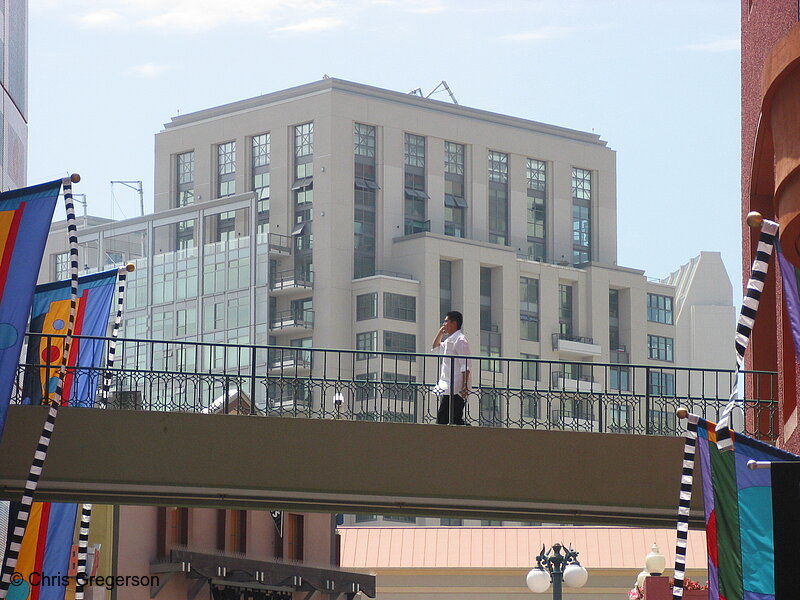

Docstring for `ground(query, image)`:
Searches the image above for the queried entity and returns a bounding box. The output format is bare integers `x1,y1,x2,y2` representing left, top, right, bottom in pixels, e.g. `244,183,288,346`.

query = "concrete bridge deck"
0,405,701,527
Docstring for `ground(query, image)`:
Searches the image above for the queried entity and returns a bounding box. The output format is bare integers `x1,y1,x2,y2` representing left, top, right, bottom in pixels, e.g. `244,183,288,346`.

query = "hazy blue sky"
28,0,741,283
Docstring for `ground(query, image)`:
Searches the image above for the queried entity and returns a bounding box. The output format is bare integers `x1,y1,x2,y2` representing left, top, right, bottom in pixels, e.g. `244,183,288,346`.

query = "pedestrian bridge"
0,335,778,528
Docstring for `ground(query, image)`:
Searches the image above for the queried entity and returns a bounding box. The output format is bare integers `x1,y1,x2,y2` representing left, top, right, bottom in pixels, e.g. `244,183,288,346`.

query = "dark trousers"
437,394,465,425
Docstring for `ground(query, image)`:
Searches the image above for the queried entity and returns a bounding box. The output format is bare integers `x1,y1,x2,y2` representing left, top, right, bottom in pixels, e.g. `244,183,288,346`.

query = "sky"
28,0,741,284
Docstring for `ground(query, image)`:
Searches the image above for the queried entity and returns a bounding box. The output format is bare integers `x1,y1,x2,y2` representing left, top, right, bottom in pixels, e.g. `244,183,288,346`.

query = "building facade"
741,1,800,453
39,78,735,430
338,526,708,600
0,0,27,191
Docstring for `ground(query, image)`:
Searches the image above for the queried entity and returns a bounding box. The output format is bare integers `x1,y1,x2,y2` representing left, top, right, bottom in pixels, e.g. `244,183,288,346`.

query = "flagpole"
0,175,81,600
716,212,778,451
75,262,133,600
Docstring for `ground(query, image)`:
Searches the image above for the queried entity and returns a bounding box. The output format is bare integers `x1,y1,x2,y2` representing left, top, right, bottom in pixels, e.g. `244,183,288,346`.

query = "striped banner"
672,415,698,600
715,219,778,451
75,266,130,600
0,177,79,600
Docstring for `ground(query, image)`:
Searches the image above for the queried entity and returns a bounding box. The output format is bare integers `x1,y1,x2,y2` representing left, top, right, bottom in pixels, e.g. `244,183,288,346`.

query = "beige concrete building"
40,78,735,429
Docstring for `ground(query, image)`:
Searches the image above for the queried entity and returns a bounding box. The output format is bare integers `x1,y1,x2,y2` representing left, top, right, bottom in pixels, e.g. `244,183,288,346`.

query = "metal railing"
270,269,313,290
12,333,778,440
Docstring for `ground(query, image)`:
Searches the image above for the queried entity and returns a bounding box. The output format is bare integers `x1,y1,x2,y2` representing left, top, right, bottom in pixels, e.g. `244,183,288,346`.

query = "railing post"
450,354,456,425
250,345,257,415
645,366,651,435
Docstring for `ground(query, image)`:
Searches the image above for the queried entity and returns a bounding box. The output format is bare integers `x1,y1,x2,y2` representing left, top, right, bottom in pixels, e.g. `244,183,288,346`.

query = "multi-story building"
741,0,800,453
0,0,27,191
39,78,734,426
37,77,737,542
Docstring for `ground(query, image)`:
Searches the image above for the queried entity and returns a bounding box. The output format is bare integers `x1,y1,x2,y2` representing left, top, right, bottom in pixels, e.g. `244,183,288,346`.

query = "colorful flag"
5,502,77,600
0,180,62,441
693,416,800,600
22,269,118,408
775,239,800,360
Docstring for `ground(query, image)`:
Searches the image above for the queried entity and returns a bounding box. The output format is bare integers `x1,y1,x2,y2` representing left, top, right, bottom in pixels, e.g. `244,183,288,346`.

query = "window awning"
355,178,381,191
291,177,313,191
291,223,306,236
444,194,467,208
404,188,429,199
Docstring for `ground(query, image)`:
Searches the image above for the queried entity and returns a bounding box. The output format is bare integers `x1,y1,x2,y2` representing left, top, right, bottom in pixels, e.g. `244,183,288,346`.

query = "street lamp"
526,543,588,600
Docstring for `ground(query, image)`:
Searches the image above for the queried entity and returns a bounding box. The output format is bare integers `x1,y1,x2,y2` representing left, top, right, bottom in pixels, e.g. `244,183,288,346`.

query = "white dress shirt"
438,329,471,394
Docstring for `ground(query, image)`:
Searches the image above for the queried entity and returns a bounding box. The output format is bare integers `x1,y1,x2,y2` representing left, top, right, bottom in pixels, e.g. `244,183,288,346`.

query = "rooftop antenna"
110,180,144,217
426,80,458,104
408,81,458,104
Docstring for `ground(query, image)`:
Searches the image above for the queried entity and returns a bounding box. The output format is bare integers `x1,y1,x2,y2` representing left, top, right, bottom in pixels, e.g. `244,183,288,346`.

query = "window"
404,133,425,168
488,151,509,245
526,159,547,261
648,335,674,362
383,292,416,321
521,353,539,382
440,260,452,322
217,141,236,197
204,301,225,331
356,292,377,320
54,252,70,281
571,167,591,266
480,267,493,332
404,133,427,235
176,151,194,207
440,518,463,526
647,293,674,324
610,366,630,391
217,210,236,242
252,133,270,221
609,403,632,433
356,331,377,361
384,331,416,358
520,277,539,342
521,392,539,418
649,408,677,435
354,122,376,157
559,284,573,337
175,307,196,337
295,123,313,158
383,515,416,523
649,371,676,396
479,388,502,426
176,219,195,250
294,124,314,263
354,123,377,278
609,289,620,350
444,141,466,238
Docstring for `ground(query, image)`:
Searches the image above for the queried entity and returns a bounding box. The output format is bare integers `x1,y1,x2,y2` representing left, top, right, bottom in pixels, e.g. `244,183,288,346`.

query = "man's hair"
445,310,463,330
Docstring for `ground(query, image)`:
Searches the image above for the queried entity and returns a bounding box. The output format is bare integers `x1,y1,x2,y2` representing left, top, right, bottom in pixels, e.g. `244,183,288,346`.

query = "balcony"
403,219,431,235
551,371,604,393
551,333,602,358
267,349,311,374
266,232,292,256
269,310,314,331
270,269,313,294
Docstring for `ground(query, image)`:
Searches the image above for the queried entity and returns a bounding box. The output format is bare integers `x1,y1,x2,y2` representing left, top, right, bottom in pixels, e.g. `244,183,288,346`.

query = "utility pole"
110,181,144,216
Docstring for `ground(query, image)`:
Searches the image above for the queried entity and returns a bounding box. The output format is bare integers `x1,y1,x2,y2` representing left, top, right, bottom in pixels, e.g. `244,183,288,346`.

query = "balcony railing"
12,333,778,440
269,310,314,331
270,270,313,291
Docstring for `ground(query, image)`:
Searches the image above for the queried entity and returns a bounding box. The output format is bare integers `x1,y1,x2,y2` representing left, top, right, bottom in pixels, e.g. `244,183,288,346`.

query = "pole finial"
125,262,136,272
676,407,689,419
746,211,763,227
70,173,81,184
